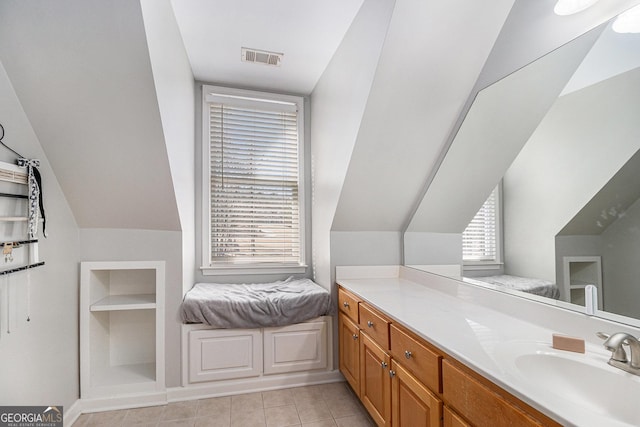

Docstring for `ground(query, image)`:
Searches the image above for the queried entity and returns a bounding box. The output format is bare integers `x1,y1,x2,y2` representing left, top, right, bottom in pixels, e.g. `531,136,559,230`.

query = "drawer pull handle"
367,321,374,328
405,350,412,359
343,301,349,308
389,370,396,378
352,334,359,340
381,361,388,369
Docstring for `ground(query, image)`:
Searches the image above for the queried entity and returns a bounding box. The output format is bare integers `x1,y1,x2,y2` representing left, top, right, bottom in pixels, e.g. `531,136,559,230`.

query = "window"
462,185,501,265
202,86,305,275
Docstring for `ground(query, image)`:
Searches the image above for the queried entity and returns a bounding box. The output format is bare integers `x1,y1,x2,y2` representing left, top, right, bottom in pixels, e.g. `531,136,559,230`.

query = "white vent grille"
241,47,283,67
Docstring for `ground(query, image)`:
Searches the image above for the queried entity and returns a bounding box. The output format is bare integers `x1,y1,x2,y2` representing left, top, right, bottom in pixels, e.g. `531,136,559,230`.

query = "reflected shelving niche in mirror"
403,12,640,324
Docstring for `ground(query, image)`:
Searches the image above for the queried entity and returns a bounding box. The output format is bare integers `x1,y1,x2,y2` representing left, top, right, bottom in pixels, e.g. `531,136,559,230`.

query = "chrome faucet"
599,332,640,375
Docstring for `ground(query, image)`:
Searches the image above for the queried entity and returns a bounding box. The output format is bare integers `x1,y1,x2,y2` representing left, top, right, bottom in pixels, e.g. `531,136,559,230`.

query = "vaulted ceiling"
1,0,637,237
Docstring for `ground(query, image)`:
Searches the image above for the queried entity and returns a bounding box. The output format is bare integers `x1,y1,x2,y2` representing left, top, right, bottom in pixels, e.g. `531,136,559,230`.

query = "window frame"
462,183,503,272
200,85,307,276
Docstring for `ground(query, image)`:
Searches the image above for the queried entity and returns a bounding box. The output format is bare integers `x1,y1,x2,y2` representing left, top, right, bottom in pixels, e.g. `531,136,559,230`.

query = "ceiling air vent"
241,47,283,67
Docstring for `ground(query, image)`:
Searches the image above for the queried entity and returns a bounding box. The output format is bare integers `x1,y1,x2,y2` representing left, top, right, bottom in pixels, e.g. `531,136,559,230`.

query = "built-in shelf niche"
563,256,602,309
81,261,165,399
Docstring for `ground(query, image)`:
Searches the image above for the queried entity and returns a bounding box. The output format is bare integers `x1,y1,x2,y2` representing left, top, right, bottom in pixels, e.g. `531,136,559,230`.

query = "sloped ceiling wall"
331,0,515,231
0,0,180,231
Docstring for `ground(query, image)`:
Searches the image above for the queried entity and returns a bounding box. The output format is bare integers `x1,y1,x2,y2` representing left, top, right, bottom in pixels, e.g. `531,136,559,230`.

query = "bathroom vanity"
336,266,640,427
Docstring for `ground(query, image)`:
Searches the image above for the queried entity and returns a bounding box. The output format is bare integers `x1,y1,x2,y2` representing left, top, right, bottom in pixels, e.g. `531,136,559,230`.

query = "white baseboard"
67,370,345,422
63,399,82,427
168,369,344,402
80,391,167,414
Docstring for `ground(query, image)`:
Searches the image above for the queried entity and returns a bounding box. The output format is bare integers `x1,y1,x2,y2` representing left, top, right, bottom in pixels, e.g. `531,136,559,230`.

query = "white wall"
503,68,640,282
602,197,640,319
79,228,183,387
332,0,514,232
310,0,395,289
0,0,181,231
0,61,80,408
403,232,462,266
139,0,195,388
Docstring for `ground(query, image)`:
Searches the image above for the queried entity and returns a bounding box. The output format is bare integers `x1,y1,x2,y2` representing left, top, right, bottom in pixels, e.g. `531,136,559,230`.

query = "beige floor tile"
295,400,332,424
230,407,266,427
158,419,195,427
262,389,295,408
333,414,374,427
317,383,351,401
291,386,324,405
123,405,165,425
301,420,337,427
194,416,231,427
231,392,264,411
161,401,198,422
197,396,231,418
86,409,128,426
324,395,365,419
72,414,92,427
264,405,300,427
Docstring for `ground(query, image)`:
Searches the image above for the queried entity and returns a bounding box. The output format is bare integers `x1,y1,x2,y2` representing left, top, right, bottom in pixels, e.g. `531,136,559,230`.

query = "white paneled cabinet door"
189,329,263,383
263,321,327,374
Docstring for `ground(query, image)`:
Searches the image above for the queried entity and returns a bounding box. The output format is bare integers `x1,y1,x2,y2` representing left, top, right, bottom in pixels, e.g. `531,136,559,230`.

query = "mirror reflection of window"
462,185,501,266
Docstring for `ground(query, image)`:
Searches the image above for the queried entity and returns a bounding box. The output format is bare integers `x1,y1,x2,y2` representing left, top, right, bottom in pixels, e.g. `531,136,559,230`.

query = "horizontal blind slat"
208,98,302,266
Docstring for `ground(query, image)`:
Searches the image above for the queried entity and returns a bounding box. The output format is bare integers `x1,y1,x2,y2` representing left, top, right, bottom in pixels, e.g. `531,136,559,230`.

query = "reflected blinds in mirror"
208,98,302,266
463,187,498,262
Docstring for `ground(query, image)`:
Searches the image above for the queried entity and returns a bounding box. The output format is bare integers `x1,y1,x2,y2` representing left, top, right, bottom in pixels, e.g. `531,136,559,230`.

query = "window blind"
462,187,498,262
208,100,302,266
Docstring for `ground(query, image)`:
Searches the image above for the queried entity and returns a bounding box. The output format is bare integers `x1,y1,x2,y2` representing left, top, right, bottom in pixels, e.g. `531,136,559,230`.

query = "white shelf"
80,260,165,400
0,216,27,222
569,280,593,289
92,362,156,387
90,294,156,311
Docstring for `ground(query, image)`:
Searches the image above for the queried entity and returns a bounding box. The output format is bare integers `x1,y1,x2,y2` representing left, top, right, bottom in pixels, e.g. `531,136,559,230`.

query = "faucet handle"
602,332,630,363
596,332,609,341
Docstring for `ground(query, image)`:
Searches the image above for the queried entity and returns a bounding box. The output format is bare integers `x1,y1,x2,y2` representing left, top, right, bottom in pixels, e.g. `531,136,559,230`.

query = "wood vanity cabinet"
443,406,470,427
442,359,560,427
360,331,392,427
339,312,361,396
391,360,442,427
337,285,563,427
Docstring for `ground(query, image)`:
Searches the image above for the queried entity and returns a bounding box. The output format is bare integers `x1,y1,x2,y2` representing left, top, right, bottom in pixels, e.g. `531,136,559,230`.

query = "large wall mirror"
403,10,640,324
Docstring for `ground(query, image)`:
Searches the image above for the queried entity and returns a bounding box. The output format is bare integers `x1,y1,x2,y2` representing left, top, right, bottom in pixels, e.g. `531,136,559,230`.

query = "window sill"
201,264,308,276
463,262,503,272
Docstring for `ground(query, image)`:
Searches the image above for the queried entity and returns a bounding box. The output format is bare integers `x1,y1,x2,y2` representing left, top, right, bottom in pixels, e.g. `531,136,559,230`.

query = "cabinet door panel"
360,332,391,427
391,360,442,427
339,312,360,395
443,406,470,427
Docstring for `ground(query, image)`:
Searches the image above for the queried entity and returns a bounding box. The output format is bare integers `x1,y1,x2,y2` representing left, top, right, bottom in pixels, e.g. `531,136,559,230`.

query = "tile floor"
72,382,375,427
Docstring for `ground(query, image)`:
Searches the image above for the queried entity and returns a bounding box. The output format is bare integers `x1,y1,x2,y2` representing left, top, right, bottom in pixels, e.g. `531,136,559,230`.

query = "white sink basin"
493,340,640,427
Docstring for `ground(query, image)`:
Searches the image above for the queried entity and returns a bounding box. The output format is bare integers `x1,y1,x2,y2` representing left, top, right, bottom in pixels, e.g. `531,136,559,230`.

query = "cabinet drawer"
359,303,390,350
338,287,360,323
442,359,556,427
390,324,442,393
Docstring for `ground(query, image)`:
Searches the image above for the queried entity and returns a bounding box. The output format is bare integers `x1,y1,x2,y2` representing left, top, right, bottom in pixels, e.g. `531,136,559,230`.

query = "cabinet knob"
352,334,358,340
343,301,349,308
367,320,374,328
381,361,388,369
389,370,396,378
405,350,412,359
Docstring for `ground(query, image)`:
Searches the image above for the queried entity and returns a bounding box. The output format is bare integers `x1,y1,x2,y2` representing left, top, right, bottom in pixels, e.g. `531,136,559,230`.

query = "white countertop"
336,266,640,427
